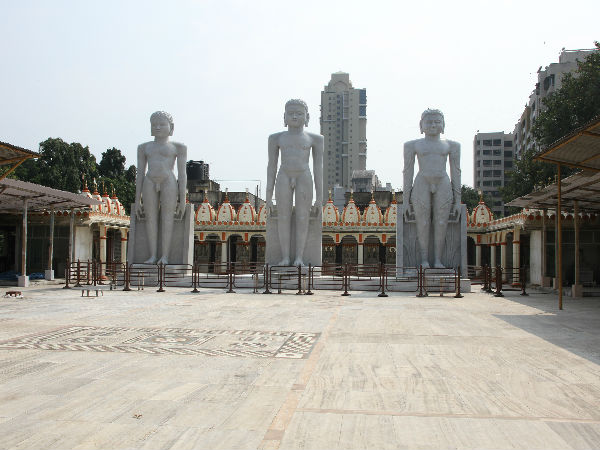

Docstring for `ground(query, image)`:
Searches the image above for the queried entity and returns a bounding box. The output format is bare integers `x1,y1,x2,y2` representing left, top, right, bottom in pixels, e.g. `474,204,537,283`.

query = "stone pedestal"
266,206,322,266
396,204,467,272
128,203,194,265
17,275,29,287
44,270,54,281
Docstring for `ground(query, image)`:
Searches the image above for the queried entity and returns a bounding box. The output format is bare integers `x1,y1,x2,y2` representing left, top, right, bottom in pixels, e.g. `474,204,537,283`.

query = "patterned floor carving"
0,326,320,359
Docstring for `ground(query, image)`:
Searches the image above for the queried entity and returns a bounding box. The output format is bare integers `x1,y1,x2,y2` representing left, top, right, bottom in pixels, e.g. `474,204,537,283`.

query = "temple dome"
257,204,268,224
237,195,256,223
322,193,339,224
195,197,215,223
472,200,494,226
216,193,236,223
363,195,383,225
341,194,361,224
384,196,397,225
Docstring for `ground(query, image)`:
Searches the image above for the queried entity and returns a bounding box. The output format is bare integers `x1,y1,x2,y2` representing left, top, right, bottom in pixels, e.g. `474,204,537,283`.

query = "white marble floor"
0,283,599,449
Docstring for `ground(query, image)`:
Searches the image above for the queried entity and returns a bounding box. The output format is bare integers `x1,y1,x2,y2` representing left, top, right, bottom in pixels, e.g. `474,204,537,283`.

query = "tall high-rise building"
473,132,514,217
320,72,367,201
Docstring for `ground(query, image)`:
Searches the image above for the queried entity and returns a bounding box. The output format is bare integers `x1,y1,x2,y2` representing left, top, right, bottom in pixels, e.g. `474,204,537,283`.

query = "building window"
493,180,502,186
493,170,502,177
504,150,512,157
483,150,491,155
483,160,491,166
504,141,513,147
493,160,501,165
476,140,481,145
483,170,492,177
504,161,513,168
483,140,492,146
493,149,501,156
493,139,501,146
483,181,492,186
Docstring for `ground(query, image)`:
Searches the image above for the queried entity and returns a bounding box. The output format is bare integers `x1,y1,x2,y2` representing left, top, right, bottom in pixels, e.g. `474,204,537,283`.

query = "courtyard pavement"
0,282,599,449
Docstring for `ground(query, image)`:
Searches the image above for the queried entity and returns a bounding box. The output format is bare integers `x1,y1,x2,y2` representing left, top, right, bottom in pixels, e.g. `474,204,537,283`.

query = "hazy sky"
2,0,597,197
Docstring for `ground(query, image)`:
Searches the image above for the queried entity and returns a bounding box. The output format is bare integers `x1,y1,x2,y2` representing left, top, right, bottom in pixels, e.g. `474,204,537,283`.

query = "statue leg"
142,181,159,264
158,175,177,265
293,170,313,266
412,176,432,268
432,177,453,268
275,172,293,265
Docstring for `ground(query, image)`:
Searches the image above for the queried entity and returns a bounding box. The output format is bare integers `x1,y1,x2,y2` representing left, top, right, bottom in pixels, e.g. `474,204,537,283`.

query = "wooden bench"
5,291,22,297
75,285,111,297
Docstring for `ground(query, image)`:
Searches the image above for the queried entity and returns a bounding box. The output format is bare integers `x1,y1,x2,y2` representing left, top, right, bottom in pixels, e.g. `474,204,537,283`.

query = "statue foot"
277,258,291,266
421,261,430,269
158,256,169,265
293,258,305,267
144,256,157,264
433,261,445,269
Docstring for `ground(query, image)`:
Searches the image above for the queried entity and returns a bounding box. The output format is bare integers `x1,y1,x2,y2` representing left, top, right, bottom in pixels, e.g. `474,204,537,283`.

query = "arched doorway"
322,236,336,265
341,235,358,265
363,236,381,265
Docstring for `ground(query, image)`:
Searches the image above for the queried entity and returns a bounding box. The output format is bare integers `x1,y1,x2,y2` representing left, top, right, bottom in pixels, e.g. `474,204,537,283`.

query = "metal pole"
48,207,54,276
378,262,388,297
296,265,303,295
520,266,529,296
21,198,28,279
123,261,132,291
68,207,75,263
494,266,504,297
454,267,463,298
557,164,563,310
263,263,272,294
305,263,313,295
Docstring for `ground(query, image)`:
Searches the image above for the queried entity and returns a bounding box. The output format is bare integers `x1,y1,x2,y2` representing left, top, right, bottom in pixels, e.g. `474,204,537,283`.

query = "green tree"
461,185,493,211
98,147,127,179
12,138,98,193
502,43,599,205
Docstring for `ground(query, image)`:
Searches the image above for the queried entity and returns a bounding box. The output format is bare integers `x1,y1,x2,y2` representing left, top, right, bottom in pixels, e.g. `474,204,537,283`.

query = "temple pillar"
572,201,583,297
357,244,364,265
541,209,550,286
45,207,55,280
99,224,107,278
17,199,29,287
490,243,496,268
512,226,521,285
221,240,228,265
500,241,507,281
120,228,128,264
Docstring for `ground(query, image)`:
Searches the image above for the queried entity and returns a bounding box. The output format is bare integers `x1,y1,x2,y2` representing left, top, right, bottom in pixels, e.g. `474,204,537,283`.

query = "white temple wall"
529,229,543,285
74,226,93,261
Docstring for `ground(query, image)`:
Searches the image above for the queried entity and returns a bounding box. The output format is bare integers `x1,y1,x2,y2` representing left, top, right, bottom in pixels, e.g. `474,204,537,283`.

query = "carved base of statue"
266,206,322,266
396,204,467,272
128,203,194,265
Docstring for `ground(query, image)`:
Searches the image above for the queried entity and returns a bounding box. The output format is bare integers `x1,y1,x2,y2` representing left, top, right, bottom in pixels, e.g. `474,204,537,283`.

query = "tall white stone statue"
128,111,193,265
265,99,323,266
400,109,465,269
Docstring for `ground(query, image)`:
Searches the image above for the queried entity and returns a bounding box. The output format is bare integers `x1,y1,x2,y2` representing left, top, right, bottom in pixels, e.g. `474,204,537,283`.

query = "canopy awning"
0,141,40,181
0,178,102,212
506,170,600,212
534,115,600,171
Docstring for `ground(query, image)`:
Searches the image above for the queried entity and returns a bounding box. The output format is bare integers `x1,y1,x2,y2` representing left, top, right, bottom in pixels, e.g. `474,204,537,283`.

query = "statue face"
284,104,308,128
151,116,173,137
420,113,444,135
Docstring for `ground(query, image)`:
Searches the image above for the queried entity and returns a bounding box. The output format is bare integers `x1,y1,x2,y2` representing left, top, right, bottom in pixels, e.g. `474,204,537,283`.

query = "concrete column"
512,226,521,285
500,242,507,281
120,228,128,263
541,209,550,286
221,241,228,264
17,199,29,287
45,207,55,280
572,201,582,297
99,224,107,278
490,244,496,268
68,208,75,262
475,244,481,267
357,244,364,265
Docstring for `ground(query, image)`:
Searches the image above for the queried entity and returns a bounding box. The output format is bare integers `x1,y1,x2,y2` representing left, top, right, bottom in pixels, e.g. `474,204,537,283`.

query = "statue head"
284,99,309,127
150,111,174,136
419,109,445,134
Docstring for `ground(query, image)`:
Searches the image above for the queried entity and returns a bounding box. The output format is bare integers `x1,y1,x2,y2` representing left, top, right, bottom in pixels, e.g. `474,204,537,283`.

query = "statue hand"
452,202,461,217
174,202,184,220
403,202,413,221
135,203,144,220
266,199,273,214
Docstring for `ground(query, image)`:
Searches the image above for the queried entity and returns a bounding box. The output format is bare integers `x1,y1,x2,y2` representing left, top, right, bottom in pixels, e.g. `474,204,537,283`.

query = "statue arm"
135,144,146,205
312,134,324,205
403,142,415,206
266,134,279,208
176,143,187,208
449,141,462,208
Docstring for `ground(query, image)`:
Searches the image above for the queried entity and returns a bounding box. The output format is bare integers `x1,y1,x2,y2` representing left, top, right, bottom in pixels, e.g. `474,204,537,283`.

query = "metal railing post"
417,265,425,297
226,261,235,293
63,258,71,289
296,265,303,295
123,261,131,291
192,263,199,293
378,262,388,297
520,266,529,296
454,266,463,298
305,263,313,295
341,263,350,296
157,263,165,292
494,265,504,297
263,264,272,294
